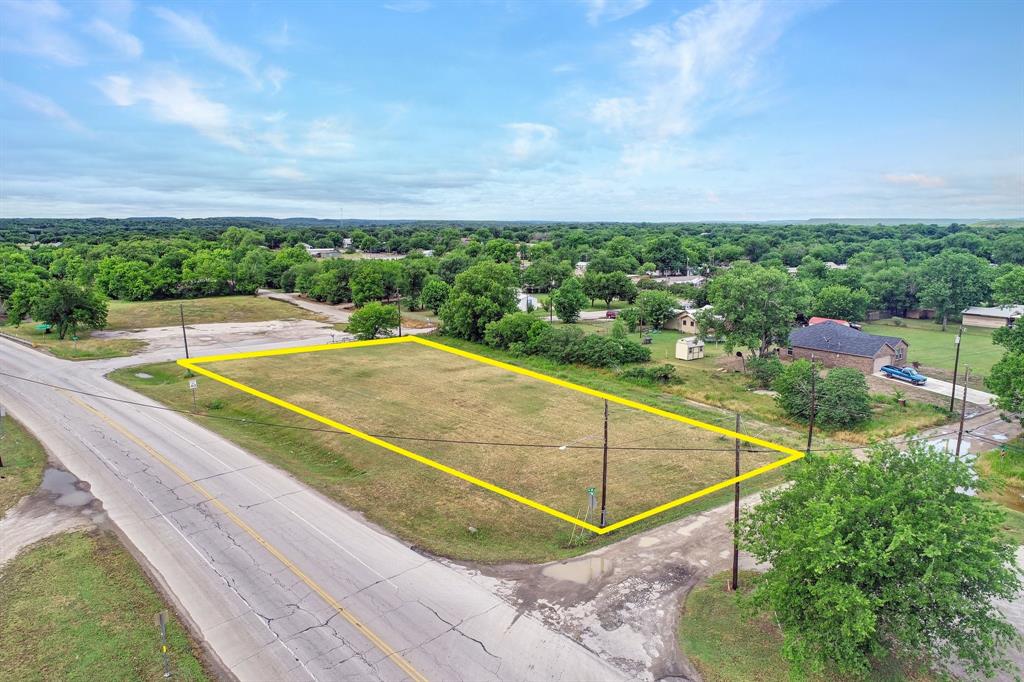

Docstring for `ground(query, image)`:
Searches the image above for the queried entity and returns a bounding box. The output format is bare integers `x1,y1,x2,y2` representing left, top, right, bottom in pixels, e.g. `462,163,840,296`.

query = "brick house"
784,321,909,374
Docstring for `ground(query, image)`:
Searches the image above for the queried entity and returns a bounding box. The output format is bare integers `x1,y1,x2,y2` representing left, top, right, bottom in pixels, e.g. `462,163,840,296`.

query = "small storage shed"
676,336,705,361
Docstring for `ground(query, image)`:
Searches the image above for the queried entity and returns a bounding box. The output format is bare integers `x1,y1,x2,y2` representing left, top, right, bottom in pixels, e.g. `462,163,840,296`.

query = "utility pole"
954,367,970,460
806,360,817,454
179,303,190,360
731,412,741,592
949,326,963,413
0,403,6,467
600,399,609,528
397,296,403,337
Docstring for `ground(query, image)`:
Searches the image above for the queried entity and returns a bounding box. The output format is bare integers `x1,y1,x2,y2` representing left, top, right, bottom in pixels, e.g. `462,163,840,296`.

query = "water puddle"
542,556,612,584
40,468,97,508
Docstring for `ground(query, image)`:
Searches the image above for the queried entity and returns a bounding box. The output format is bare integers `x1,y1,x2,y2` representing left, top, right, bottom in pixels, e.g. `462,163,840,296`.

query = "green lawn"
1,325,147,360
678,572,934,682
111,342,796,563
0,415,47,516
578,324,949,445
106,295,324,330
861,318,1001,383
0,530,210,681
976,437,1024,544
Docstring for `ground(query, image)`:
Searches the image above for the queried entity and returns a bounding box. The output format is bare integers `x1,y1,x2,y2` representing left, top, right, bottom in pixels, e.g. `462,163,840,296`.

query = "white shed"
676,336,705,361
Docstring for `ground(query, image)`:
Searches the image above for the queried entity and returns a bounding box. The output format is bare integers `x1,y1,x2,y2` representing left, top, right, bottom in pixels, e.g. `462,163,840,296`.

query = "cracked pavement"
1,336,623,681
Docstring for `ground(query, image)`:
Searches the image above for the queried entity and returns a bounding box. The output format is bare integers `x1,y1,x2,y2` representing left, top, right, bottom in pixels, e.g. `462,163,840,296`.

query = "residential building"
961,305,1024,328
784,321,909,374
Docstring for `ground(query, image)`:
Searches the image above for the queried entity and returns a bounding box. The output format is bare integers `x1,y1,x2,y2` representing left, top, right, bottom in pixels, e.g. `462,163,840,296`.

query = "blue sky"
1,0,1021,220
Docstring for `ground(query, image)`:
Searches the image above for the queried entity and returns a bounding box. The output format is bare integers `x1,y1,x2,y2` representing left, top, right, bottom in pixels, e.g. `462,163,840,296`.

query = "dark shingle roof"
788,321,906,358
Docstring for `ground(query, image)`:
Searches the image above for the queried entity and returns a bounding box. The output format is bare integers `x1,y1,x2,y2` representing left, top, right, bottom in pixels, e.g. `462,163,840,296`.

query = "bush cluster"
618,363,679,385
483,314,650,368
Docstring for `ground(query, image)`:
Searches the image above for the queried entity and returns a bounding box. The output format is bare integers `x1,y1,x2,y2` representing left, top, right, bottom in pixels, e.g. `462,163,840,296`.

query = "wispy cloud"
383,0,432,13
583,0,649,25
97,72,244,150
0,0,85,65
262,21,292,50
152,7,280,89
303,118,354,157
591,0,811,171
0,79,87,132
263,165,306,181
505,122,558,162
883,173,947,189
86,18,142,58
264,65,289,93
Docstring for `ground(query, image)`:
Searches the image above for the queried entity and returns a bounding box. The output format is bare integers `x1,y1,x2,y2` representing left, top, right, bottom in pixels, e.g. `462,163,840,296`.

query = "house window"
786,347,793,356
894,347,904,361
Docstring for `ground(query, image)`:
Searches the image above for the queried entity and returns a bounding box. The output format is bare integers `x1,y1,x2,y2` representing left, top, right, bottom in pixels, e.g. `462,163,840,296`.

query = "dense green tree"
522,258,570,292
96,256,157,301
484,312,545,349
811,285,871,322
484,238,518,263
644,235,686,274
347,302,399,340
235,248,273,294
582,271,637,307
739,442,1021,678
551,276,588,324
182,249,235,296
635,289,678,329
698,263,809,357
772,359,818,421
421,277,451,313
991,265,1024,304
918,251,991,330
350,264,385,305
991,232,1024,265
863,265,917,316
816,367,872,427
438,261,518,341
28,280,108,339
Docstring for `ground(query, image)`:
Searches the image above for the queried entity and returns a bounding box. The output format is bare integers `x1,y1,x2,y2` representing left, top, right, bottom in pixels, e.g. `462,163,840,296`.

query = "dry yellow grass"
210,343,784,526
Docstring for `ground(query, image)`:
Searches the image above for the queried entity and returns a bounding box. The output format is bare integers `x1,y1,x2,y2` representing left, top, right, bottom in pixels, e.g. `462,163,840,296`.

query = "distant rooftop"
789,321,906,358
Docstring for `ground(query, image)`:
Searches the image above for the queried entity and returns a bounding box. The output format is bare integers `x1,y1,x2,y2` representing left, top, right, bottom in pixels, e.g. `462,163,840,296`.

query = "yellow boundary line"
64,392,427,682
179,336,804,534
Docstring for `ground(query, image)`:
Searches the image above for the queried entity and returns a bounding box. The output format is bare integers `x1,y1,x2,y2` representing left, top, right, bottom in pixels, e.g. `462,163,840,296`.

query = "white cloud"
0,79,87,132
86,18,142,58
303,118,354,157
505,122,558,162
0,0,85,65
263,21,292,50
97,72,243,150
383,1,432,13
590,0,809,171
583,0,649,25
152,7,277,89
883,173,947,189
264,165,306,181
264,65,289,93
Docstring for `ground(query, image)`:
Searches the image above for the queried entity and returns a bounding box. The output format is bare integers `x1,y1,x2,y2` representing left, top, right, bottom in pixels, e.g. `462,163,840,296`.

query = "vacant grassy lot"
0,530,209,681
678,572,934,682
106,295,324,330
2,295,324,360
861,318,1001,384
580,325,949,445
0,415,47,516
1,325,146,360
113,341,799,562
976,438,1024,544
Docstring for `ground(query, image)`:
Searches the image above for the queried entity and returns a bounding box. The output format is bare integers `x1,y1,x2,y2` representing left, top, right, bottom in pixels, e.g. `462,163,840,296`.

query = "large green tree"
918,251,991,330
347,302,399,340
991,265,1024,305
551,276,588,324
740,442,1021,678
811,285,871,322
698,263,809,358
438,261,518,341
28,280,108,339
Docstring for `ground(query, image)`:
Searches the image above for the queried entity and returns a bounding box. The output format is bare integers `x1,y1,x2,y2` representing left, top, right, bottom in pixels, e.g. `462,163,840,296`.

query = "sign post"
154,610,171,678
0,404,6,467
188,379,198,412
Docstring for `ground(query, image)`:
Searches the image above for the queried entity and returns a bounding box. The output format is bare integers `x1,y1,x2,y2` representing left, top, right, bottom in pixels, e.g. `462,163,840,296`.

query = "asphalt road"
0,337,624,681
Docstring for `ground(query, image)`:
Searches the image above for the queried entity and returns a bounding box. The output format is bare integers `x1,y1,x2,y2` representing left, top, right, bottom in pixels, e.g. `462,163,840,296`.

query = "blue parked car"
880,365,927,386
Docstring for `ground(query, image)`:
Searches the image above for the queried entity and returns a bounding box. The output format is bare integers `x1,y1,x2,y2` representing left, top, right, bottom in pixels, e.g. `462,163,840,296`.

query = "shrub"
523,326,651,367
817,368,872,427
610,318,627,339
747,356,784,389
619,307,640,332
772,359,817,421
619,364,679,385
484,312,545,349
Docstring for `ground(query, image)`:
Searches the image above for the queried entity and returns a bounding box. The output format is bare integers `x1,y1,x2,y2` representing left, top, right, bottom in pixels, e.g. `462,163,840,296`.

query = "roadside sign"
188,379,198,391
155,611,171,678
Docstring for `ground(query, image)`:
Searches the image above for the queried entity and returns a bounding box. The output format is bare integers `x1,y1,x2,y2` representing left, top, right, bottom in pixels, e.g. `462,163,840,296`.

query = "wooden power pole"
731,412,741,591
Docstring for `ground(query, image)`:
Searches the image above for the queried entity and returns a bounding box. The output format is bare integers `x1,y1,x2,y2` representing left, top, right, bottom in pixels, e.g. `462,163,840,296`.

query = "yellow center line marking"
179,335,804,534
64,392,428,682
